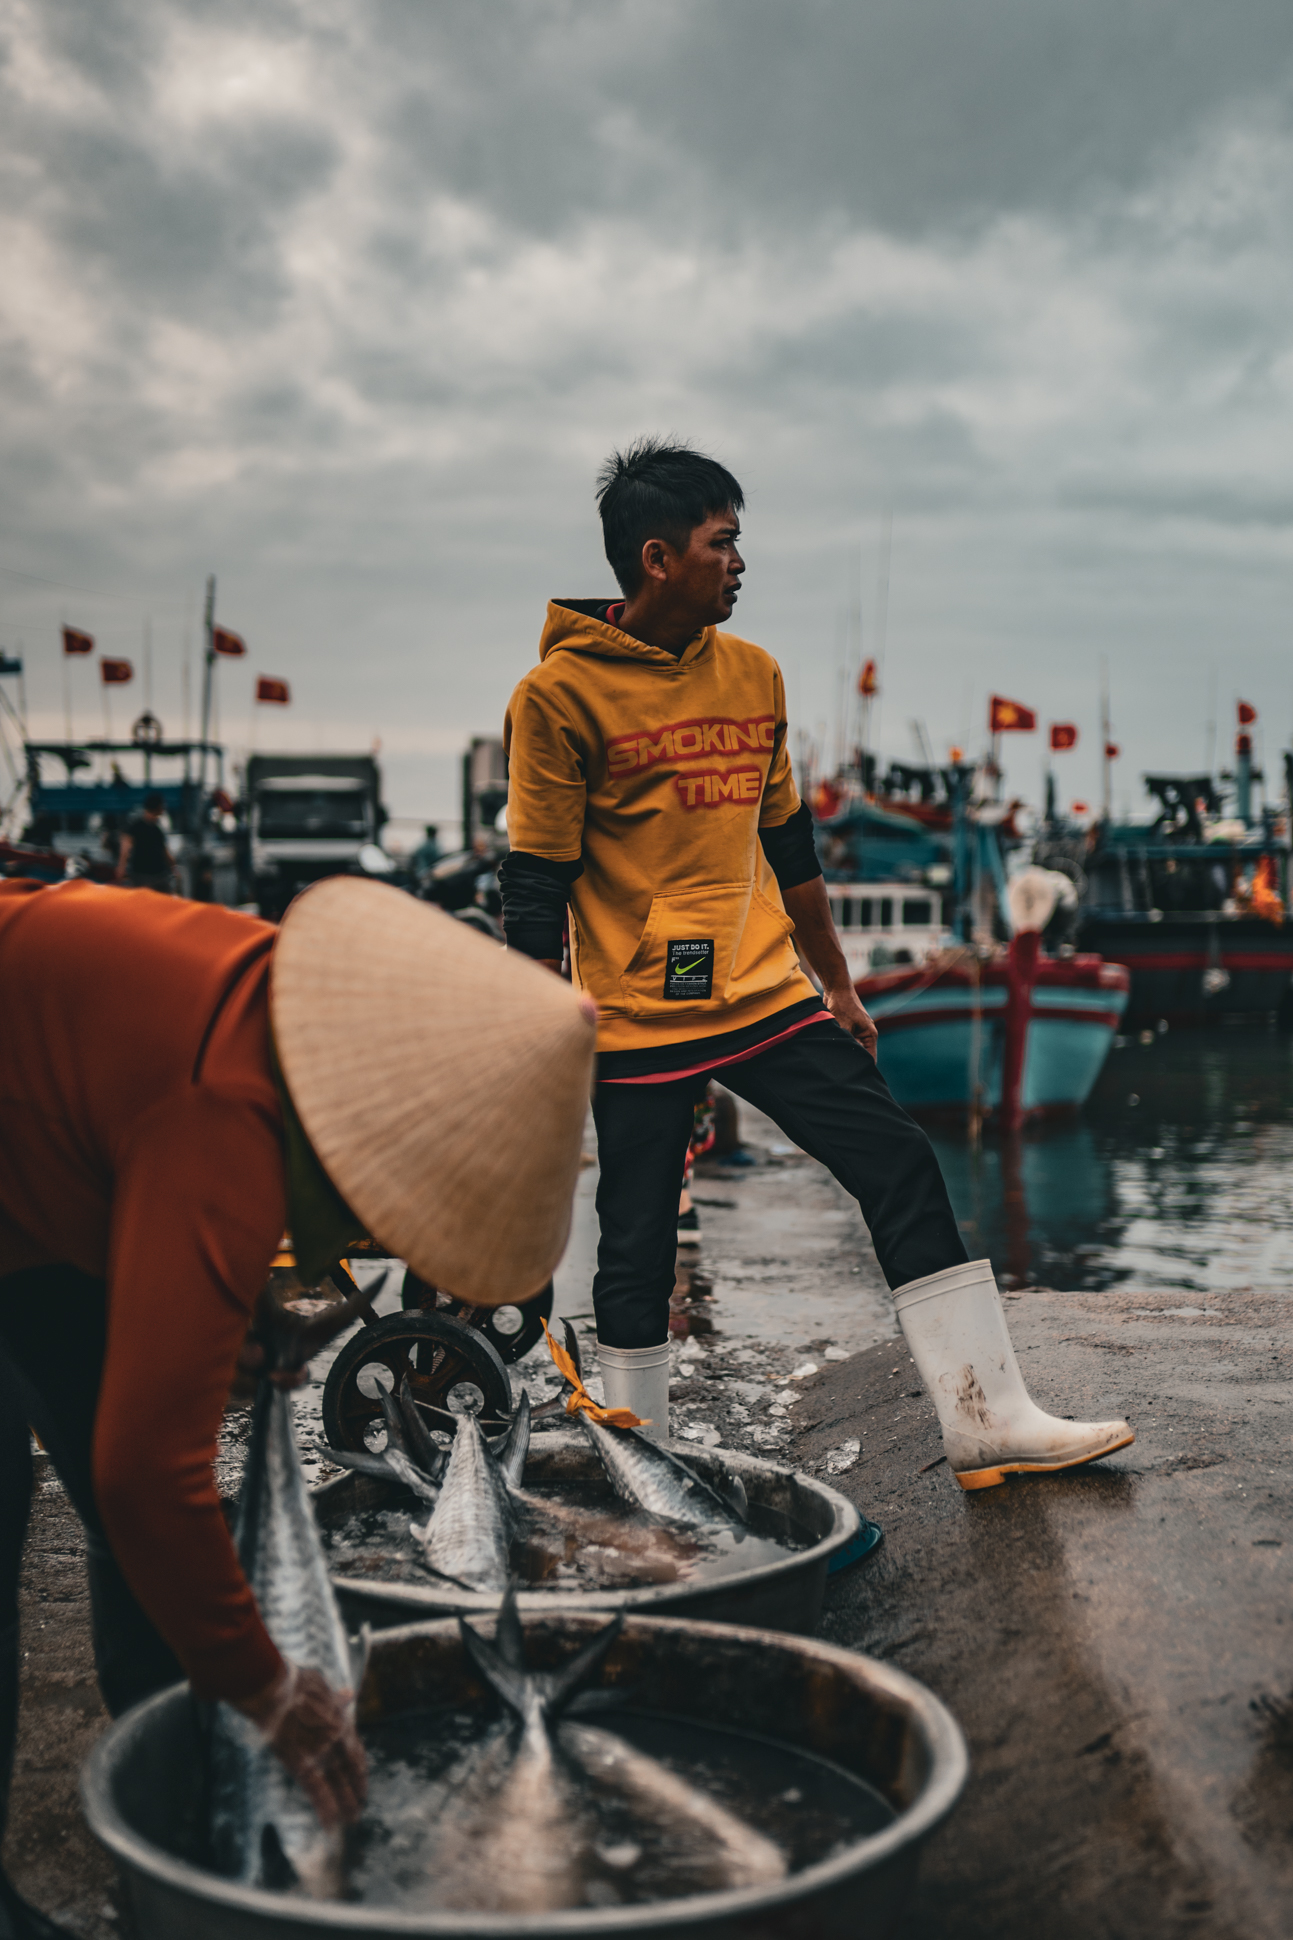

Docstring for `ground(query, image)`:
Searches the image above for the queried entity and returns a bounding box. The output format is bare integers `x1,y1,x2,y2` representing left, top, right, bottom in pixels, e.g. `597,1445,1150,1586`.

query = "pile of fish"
418,1592,785,1914
326,1323,753,1595
211,1308,790,1906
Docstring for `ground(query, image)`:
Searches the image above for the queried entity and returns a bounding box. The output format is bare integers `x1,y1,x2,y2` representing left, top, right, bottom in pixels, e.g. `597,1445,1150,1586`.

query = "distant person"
409,823,441,880
500,436,1134,1486
115,792,177,894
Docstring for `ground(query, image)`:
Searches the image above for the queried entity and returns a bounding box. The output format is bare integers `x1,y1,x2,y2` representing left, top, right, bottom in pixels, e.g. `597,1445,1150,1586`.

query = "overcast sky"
3,0,1293,828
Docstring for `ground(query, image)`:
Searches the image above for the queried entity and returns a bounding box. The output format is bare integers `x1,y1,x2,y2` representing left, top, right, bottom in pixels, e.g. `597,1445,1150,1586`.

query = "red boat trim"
1102,950,1293,973
875,1003,1124,1036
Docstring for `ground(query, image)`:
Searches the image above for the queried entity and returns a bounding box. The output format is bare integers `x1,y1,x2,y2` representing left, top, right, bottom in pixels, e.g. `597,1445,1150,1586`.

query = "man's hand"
821,980,879,1059
235,1661,367,1829
781,877,880,1060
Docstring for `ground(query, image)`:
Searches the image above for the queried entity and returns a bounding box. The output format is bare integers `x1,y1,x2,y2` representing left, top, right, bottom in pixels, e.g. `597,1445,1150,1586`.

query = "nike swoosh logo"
673,957,708,975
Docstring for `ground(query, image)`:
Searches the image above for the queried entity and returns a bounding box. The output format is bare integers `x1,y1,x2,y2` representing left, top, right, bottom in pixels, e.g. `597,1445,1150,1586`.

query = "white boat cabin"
824,881,949,980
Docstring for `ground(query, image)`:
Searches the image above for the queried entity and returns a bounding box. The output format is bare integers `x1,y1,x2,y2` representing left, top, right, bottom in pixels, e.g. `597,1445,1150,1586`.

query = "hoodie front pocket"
620,881,760,1019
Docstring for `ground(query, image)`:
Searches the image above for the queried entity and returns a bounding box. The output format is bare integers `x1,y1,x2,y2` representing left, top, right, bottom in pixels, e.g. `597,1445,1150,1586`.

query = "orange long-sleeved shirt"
0,879,287,1700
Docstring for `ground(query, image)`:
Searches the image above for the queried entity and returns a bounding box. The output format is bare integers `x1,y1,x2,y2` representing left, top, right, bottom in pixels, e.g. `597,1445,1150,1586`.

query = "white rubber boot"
895,1259,1134,1490
596,1340,671,1442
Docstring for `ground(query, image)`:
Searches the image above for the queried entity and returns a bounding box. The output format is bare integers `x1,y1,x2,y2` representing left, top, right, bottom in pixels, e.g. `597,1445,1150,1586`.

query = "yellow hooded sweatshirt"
504,600,816,1054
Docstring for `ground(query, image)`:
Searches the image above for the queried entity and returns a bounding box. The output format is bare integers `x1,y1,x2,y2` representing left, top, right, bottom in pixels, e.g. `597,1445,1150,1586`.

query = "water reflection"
929,1030,1293,1294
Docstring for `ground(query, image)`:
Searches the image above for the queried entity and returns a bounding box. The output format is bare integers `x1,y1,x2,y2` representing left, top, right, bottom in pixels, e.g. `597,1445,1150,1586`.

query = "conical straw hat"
271,877,595,1304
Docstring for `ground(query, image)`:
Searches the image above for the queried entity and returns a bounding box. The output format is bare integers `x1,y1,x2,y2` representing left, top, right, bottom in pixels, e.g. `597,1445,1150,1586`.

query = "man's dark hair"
143,791,165,814
596,437,744,595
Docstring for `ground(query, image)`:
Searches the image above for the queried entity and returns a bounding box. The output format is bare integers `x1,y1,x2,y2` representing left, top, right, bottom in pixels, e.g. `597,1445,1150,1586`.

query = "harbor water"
932,1023,1293,1296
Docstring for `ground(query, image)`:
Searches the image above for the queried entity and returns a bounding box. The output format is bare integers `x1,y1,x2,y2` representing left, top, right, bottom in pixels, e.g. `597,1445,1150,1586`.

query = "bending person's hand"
234,1661,367,1828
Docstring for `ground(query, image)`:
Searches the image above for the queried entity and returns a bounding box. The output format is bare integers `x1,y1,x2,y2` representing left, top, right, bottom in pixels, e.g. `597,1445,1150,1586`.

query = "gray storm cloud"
2,0,1292,821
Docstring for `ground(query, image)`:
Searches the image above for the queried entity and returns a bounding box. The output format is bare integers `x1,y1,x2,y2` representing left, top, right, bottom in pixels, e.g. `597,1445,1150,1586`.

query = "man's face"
668,505,745,626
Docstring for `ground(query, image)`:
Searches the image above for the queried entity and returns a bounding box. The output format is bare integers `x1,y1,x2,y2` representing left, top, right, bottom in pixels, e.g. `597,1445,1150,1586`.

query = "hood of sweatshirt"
538,598,714,673
505,601,814,1053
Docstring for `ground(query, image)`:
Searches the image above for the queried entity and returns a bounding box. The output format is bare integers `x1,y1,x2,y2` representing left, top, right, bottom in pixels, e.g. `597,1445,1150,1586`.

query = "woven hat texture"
271,876,594,1303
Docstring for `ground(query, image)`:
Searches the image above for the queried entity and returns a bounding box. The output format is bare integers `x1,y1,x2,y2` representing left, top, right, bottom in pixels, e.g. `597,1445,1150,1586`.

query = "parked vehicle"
243,753,386,919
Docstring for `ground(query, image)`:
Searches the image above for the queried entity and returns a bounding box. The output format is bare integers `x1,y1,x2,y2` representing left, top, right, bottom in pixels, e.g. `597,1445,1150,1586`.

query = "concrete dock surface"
4,1118,1291,1936
797,1288,1293,1939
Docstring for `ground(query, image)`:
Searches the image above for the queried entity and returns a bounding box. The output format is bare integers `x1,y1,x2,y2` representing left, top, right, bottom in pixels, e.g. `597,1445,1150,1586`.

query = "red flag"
212,626,246,658
990,695,1036,733
62,626,94,656
858,657,878,698
1237,701,1257,726
256,676,290,704
1071,800,1089,815
1104,741,1120,760
100,658,133,685
1049,723,1078,751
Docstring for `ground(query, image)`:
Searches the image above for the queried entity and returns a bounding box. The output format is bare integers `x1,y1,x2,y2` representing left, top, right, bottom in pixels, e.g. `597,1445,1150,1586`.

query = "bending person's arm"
95,1084,364,1822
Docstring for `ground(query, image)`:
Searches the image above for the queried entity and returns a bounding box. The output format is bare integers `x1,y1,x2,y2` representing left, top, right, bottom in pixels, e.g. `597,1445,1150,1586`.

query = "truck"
243,752,386,918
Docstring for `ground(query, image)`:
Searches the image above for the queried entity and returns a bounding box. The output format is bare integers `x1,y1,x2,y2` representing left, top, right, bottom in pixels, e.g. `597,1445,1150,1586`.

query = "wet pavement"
5,1082,1293,1936
801,1294,1293,1939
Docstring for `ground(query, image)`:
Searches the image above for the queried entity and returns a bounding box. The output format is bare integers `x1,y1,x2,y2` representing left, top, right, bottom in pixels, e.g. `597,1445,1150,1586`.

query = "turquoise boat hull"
859,953,1129,1119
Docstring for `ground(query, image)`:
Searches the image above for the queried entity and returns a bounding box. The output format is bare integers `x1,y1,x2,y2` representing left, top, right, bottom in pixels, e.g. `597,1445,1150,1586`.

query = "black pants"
0,1267,180,1842
591,1020,969,1349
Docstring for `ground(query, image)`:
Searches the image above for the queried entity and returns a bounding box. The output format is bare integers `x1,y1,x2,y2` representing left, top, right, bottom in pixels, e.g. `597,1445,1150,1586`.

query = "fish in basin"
550,1321,749,1532
420,1593,784,1911
208,1285,371,1898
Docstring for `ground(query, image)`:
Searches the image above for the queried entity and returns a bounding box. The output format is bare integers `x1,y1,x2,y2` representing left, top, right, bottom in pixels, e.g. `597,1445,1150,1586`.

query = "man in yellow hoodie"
501,439,1133,1489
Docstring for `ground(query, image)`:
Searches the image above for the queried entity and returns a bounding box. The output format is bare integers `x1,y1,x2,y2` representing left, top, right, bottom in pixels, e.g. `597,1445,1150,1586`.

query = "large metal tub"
83,1611,967,1940
315,1434,861,1636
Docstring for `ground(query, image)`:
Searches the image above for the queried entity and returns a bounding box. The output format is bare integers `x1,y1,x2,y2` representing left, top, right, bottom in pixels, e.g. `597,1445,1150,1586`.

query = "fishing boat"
814,760,1128,1125
19,724,240,901
860,940,1129,1123
1037,766,1293,1026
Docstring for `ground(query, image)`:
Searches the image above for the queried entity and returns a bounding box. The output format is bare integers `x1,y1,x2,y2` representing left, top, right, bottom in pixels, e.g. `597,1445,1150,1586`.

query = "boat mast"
199,574,216,797
1100,659,1111,821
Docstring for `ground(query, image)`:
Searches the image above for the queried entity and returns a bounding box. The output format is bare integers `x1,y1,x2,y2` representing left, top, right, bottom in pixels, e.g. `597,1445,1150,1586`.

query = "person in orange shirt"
0,876,591,1940
500,437,1133,1485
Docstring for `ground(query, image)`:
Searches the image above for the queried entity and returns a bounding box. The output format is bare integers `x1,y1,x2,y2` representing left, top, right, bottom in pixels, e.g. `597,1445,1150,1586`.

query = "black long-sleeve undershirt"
498,802,821,961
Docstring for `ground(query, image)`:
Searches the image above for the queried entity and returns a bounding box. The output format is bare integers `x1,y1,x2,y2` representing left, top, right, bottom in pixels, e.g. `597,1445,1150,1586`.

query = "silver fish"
490,1386,531,1487
411,1407,516,1593
209,1283,371,1897
397,1374,450,1480
425,1598,623,1913
561,1722,786,1891
574,1415,748,1531
560,1322,748,1530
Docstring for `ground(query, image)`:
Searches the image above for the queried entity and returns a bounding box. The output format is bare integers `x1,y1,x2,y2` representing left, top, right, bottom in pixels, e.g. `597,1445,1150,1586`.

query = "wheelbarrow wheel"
400,1271,555,1366
321,1311,513,1454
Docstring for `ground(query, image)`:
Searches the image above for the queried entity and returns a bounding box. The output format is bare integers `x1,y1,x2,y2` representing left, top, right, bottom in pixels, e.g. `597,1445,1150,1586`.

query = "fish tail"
494,1584,526,1671
376,1382,411,1457
561,1318,585,1383
398,1374,448,1479
491,1389,531,1488
459,1612,531,1719
543,1612,624,1719
260,1823,299,1893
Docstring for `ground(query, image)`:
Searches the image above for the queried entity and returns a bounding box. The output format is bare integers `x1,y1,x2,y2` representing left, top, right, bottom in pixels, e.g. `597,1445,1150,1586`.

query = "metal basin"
83,1611,968,1940
313,1433,861,1635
